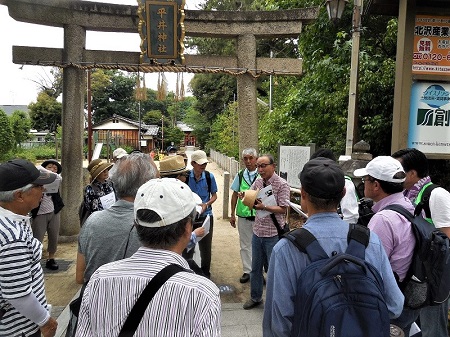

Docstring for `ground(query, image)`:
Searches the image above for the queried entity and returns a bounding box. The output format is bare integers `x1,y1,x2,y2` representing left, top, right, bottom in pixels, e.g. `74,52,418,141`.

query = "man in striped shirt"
76,178,221,337
0,159,58,337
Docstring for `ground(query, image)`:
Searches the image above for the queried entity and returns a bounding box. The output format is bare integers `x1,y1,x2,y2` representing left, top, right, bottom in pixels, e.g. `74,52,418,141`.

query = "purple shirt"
369,192,416,281
251,173,290,238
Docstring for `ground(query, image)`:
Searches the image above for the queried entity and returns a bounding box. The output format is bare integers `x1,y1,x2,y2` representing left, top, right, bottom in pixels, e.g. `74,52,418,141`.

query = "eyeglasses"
256,163,272,168
362,176,375,184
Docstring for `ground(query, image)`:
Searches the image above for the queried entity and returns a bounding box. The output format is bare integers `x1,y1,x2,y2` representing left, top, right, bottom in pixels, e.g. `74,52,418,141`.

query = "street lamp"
326,0,363,156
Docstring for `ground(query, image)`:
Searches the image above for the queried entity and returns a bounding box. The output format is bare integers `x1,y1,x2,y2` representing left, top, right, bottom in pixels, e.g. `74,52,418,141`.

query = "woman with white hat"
31,159,64,270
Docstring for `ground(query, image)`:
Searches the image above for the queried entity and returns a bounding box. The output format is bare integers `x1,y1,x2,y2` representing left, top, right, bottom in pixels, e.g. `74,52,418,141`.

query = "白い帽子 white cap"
191,150,209,165
354,156,406,183
134,178,199,227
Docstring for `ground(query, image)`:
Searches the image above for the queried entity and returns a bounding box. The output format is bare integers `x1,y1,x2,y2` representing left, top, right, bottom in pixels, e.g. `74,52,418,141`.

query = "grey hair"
0,184,34,202
242,148,258,157
109,153,158,199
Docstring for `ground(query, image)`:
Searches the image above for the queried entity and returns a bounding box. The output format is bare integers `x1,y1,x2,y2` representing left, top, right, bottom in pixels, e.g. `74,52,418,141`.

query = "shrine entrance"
2,0,318,236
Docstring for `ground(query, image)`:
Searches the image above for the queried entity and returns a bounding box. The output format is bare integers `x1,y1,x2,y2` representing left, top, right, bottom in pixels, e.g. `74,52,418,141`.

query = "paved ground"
42,158,265,336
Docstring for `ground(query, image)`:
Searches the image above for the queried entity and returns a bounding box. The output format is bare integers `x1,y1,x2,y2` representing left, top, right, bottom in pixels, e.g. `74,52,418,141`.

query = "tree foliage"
0,110,14,161
189,73,236,123
207,101,239,159
163,126,185,151
9,110,32,149
257,0,398,156
28,92,62,132
90,70,138,124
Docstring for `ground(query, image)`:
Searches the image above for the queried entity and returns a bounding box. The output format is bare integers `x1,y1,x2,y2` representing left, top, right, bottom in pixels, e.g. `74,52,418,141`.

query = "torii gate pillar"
237,34,258,153
61,24,86,236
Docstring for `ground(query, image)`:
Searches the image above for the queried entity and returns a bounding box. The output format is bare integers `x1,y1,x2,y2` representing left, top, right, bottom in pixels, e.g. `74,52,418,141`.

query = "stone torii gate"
1,0,318,237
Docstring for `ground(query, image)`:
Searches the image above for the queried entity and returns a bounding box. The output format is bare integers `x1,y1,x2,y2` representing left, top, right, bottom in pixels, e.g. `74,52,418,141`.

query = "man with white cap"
0,159,58,337
187,150,218,278
354,156,418,335
76,178,221,337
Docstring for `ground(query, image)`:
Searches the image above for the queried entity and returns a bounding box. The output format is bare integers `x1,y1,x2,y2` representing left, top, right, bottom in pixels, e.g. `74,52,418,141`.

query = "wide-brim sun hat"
159,155,188,176
88,159,113,183
41,159,62,174
242,189,260,209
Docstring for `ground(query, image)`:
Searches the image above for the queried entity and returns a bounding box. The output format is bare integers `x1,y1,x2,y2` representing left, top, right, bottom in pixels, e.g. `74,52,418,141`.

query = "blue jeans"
391,307,420,336
250,234,279,301
419,300,449,337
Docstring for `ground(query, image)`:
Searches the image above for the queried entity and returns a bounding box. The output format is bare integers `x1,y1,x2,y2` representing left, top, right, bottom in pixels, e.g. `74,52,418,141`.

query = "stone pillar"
391,0,416,153
237,34,258,155
60,24,86,238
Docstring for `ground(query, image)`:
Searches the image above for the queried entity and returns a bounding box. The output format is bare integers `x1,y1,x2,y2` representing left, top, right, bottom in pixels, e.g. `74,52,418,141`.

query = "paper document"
197,215,211,242
287,200,308,219
256,185,277,219
43,178,61,194
99,191,116,210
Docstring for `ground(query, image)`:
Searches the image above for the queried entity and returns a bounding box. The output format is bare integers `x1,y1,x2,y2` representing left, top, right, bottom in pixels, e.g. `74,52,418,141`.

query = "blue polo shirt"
187,171,218,216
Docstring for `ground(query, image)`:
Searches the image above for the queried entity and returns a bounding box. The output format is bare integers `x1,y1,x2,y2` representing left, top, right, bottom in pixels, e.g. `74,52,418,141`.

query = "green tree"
143,110,163,125
163,126,185,150
189,73,236,123
207,101,239,158
33,67,63,99
90,70,138,123
257,0,397,156
28,92,62,132
0,109,14,161
9,110,31,149
183,106,210,148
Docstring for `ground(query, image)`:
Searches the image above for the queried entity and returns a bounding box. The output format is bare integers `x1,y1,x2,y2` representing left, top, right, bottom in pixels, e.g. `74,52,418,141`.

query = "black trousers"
198,216,213,277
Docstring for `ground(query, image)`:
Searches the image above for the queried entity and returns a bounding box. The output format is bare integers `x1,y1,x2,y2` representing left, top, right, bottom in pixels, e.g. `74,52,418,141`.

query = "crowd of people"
0,146,449,337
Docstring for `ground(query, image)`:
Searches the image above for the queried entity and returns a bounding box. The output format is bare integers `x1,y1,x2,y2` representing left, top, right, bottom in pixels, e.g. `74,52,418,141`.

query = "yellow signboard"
413,15,450,75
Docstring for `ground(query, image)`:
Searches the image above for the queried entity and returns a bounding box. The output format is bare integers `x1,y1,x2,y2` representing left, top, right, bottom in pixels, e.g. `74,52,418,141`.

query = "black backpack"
284,224,390,337
384,204,450,309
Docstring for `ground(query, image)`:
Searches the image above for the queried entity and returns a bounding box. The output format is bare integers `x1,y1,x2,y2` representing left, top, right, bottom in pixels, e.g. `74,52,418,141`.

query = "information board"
278,145,313,188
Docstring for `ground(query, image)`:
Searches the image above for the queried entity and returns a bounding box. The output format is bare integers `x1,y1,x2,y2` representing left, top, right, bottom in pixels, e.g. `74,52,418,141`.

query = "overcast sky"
0,0,202,106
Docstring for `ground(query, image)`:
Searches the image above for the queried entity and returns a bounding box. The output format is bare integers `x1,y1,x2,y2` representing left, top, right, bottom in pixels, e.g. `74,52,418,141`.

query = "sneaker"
45,259,59,271
239,273,250,283
243,299,263,310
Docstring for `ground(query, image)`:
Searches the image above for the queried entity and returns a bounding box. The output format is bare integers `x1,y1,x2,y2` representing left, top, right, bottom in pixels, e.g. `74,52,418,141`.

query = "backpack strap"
415,183,439,218
118,264,186,337
205,171,212,194
384,204,414,222
185,171,211,194
346,224,370,260
238,169,244,187
284,228,329,262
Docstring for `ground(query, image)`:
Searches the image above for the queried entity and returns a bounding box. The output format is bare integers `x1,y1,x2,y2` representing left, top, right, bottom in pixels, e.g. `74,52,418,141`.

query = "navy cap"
299,157,345,199
0,159,56,191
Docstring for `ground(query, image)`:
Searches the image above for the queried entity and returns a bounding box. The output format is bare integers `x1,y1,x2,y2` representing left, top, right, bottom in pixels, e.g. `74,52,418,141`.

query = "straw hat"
159,155,188,176
242,189,260,209
87,159,113,183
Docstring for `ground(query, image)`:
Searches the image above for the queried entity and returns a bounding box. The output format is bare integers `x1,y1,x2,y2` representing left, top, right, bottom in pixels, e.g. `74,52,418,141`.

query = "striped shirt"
251,173,290,238
76,247,221,337
0,207,48,337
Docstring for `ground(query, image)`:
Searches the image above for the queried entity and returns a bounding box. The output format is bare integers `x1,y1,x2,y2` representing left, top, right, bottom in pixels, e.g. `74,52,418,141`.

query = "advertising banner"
408,82,450,154
412,15,450,75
